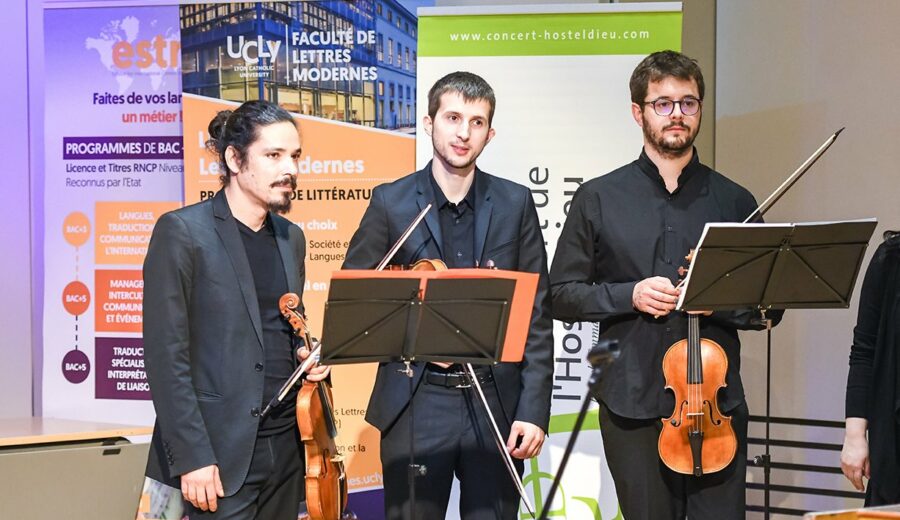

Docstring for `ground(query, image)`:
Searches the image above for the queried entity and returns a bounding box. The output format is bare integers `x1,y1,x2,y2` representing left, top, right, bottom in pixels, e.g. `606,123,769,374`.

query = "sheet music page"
675,218,877,310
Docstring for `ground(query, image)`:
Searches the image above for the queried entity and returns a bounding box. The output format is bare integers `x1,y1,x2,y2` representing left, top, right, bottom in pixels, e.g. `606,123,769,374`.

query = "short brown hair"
630,50,705,105
427,71,496,125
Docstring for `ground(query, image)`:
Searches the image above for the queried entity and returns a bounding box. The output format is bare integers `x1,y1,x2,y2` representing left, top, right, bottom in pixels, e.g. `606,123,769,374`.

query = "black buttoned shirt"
430,173,476,269
550,148,781,419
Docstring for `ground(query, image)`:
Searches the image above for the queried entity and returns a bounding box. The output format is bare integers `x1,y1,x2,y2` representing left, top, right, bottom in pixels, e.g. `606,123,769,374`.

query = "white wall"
718,0,900,515
0,0,34,418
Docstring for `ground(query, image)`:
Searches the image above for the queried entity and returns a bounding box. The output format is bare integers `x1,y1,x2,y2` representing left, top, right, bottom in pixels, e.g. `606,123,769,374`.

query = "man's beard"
434,135,479,172
268,175,297,214
643,116,700,159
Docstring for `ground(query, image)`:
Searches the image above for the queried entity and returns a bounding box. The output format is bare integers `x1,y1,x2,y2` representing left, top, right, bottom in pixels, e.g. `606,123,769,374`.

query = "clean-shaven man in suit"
143,100,329,519
343,71,553,519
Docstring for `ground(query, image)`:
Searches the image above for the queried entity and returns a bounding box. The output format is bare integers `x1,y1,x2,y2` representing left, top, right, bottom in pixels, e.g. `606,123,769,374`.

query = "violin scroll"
279,293,312,347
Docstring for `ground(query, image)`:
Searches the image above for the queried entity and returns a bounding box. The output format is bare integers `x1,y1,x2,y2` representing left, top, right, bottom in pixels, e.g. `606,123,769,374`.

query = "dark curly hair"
206,100,297,186
630,50,705,105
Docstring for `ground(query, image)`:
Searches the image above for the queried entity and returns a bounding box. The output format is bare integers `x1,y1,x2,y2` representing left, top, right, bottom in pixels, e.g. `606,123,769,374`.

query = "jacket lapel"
272,215,301,296
213,191,264,349
416,166,443,259
474,169,493,265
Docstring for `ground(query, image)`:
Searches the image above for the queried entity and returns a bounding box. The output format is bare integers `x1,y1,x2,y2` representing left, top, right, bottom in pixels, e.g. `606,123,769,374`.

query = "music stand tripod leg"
399,361,425,519
465,363,537,519
751,311,773,520
537,387,594,520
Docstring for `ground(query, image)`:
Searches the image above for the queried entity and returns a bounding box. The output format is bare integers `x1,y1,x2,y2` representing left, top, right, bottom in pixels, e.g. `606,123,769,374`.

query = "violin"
657,128,847,476
387,258,448,271
658,252,737,476
278,293,354,520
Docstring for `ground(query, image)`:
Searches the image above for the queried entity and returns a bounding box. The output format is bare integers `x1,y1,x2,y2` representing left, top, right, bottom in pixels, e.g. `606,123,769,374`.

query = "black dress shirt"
430,173,476,269
237,216,296,435
550,148,782,419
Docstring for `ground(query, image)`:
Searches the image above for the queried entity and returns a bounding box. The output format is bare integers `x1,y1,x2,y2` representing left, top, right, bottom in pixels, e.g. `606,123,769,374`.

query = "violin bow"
675,127,845,293
375,203,432,270
466,363,538,519
261,314,320,419
744,127,844,224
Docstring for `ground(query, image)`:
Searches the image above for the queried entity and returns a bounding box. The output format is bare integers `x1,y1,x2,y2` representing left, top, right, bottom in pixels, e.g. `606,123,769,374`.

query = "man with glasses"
549,50,780,519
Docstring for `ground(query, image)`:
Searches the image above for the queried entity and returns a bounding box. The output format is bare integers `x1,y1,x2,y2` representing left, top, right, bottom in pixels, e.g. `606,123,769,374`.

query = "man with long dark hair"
143,100,329,519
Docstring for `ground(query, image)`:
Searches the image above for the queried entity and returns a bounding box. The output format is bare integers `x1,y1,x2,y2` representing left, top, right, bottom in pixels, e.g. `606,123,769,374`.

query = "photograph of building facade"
180,1,419,131
374,0,418,131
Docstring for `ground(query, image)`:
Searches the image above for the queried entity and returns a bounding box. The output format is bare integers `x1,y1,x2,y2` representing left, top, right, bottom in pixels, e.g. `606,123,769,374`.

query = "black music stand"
319,273,530,518
321,276,517,365
678,218,877,520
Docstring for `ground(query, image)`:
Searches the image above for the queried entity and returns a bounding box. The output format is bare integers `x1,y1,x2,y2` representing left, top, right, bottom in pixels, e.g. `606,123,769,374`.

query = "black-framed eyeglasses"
642,96,702,116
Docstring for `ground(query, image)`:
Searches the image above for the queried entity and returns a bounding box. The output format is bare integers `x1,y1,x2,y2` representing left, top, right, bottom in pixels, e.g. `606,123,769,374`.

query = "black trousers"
380,376,524,520
598,400,749,520
184,427,304,520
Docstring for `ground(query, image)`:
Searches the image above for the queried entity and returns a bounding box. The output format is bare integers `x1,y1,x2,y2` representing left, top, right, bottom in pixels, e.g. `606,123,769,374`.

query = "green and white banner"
416,3,682,518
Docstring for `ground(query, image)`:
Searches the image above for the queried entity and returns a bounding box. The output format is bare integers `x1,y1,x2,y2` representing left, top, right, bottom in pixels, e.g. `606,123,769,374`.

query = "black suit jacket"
342,163,553,433
142,190,305,496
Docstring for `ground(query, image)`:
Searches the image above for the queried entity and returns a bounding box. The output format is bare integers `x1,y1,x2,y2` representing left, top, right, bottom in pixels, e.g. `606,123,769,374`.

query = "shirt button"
456,251,463,257
255,363,263,372
666,327,672,332
666,226,673,232
250,407,260,417
665,258,672,264
455,218,460,224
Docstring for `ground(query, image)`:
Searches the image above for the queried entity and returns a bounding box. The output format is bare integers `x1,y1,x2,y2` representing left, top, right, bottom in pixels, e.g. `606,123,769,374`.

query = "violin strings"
695,315,703,437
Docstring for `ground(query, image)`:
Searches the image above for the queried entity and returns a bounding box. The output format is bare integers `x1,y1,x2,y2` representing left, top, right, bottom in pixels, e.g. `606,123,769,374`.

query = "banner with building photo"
179,2,422,516
415,4,682,518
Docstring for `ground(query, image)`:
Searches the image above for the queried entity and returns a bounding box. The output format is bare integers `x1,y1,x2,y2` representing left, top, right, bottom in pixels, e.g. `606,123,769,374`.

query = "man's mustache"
271,175,297,189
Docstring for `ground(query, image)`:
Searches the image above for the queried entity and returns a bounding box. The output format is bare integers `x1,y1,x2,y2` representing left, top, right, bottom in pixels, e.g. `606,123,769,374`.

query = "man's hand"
507,421,545,459
841,418,870,492
181,464,224,512
298,347,331,382
632,276,680,317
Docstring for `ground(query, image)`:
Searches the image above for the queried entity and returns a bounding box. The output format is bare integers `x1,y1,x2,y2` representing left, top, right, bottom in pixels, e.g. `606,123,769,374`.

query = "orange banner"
95,269,143,333
182,93,415,491
94,201,180,265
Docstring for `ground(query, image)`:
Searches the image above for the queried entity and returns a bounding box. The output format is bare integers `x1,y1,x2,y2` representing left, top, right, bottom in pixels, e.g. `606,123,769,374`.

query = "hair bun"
208,110,234,141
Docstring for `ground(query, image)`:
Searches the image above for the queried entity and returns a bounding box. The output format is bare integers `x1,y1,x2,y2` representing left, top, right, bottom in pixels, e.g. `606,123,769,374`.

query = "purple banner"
63,136,183,160
95,337,150,400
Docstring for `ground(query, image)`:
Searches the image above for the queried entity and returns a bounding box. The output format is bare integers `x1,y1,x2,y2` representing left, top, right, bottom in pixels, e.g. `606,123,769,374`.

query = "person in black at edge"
842,230,900,505
549,50,782,520
143,100,330,519
343,71,553,519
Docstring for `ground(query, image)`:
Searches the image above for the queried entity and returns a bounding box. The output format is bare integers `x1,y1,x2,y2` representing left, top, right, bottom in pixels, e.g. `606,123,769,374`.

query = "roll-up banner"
41,6,185,518
178,2,418,517
42,5,182,426
415,4,682,518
